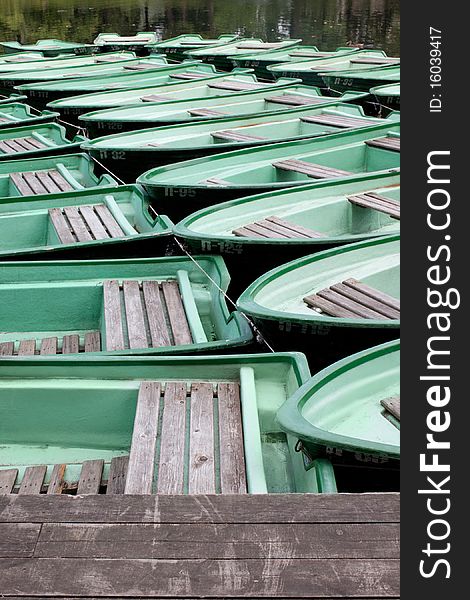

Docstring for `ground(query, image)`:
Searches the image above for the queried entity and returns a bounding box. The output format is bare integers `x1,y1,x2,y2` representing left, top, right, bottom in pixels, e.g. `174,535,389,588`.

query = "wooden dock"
0,492,399,598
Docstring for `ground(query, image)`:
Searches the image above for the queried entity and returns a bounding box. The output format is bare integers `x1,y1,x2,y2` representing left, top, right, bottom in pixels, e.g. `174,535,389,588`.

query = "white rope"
88,154,127,185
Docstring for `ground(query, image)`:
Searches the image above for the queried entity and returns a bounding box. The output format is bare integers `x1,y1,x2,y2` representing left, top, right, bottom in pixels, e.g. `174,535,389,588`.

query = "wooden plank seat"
350,57,400,65
233,215,325,239
211,129,266,142
266,94,330,107
0,332,101,356
366,136,401,152
49,204,128,244
10,169,74,196
381,395,400,421
236,42,281,50
288,51,331,58
0,456,129,496
103,279,194,351
187,108,229,117
304,278,400,319
125,380,246,494
273,158,352,179
140,94,173,102
123,63,159,71
348,192,400,220
207,80,266,92
203,177,230,186
94,55,127,63
170,72,213,80
0,136,46,155
301,114,374,128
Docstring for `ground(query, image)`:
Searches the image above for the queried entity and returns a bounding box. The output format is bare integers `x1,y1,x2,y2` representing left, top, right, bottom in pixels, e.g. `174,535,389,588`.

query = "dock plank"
47,464,66,495
77,460,104,495
106,456,129,495
40,337,58,355
0,523,41,558
18,466,47,495
0,470,18,495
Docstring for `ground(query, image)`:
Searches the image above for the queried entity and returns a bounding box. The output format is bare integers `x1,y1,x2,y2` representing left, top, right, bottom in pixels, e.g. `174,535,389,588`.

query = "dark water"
0,0,400,56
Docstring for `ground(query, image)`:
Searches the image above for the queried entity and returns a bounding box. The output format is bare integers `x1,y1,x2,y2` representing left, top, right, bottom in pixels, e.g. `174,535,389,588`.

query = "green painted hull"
0,256,254,356
0,122,86,161
0,103,58,130
0,184,174,260
230,46,357,80
148,34,240,62
321,66,401,93
0,352,344,494
277,340,400,483
268,50,399,87
81,80,349,138
370,83,400,112
0,153,117,201
237,235,400,371
93,32,159,56
0,93,27,105
0,51,135,75
174,173,400,296
83,104,399,183
46,70,260,124
0,39,96,57
137,123,400,221
186,39,302,72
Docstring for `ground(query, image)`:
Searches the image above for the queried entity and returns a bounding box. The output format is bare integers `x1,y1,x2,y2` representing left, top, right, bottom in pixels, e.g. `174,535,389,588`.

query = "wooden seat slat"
188,108,228,117
343,278,400,311
40,337,58,355
62,334,80,354
141,94,172,102
94,204,126,238
266,94,329,106
0,469,18,495
232,225,266,238
218,383,247,494
273,158,352,179
161,281,193,346
125,382,161,494
288,51,330,58
317,288,386,319
234,222,280,238
208,81,265,91
236,42,281,49
35,171,62,193
304,294,360,318
266,215,325,238
211,129,266,142
9,172,35,196
330,282,400,319
122,280,148,349
366,136,400,152
49,208,76,244
254,219,311,239
188,382,216,494
84,331,101,353
77,460,104,495
0,342,14,356
142,281,171,347
21,172,48,195
123,63,156,71
170,72,210,80
350,57,399,65
79,205,109,240
21,136,46,150
203,177,230,186
46,169,74,192
156,382,187,494
103,280,125,351
47,464,66,495
301,114,374,128
18,339,36,356
348,193,400,220
381,395,400,421
106,456,129,495
18,466,47,495
0,139,23,153
63,206,93,242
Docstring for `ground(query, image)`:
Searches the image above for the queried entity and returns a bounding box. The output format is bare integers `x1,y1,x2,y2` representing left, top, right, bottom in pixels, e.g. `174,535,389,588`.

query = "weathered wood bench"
187,107,229,117
350,57,400,65
0,136,46,154
170,72,212,80
381,395,400,423
0,456,128,495
94,55,127,63
208,80,266,91
266,94,330,106
273,158,352,179
236,42,282,50
288,51,331,58
366,136,401,152
10,169,74,196
123,63,159,71
304,278,400,319
141,93,173,102
348,192,400,220
233,215,325,239
301,113,374,128
103,279,196,351
125,380,246,494
0,332,101,356
49,204,127,243
211,129,266,142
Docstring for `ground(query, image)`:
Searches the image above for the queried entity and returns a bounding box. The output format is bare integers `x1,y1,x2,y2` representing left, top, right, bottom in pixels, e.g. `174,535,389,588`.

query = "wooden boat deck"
49,204,128,243
10,169,74,195
0,492,399,597
0,136,46,154
233,215,325,239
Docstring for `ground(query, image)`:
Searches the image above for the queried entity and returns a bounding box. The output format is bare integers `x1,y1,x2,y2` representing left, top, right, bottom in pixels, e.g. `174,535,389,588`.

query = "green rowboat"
148,34,240,61
47,72,288,125
83,105,399,182
81,79,344,137
230,46,358,80
174,173,400,295
268,50,399,87
0,39,95,57
0,103,58,130
0,352,342,494
0,184,173,260
321,65,401,93
185,39,302,71
0,255,253,356
0,54,166,89
277,339,400,489
93,32,159,55
370,83,400,112
0,93,27,105
237,235,400,370
0,52,46,66
137,124,400,220
0,123,85,161
0,153,117,201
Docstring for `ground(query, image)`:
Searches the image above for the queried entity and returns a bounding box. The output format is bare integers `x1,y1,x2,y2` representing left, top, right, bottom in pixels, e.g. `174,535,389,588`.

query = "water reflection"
0,0,400,56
